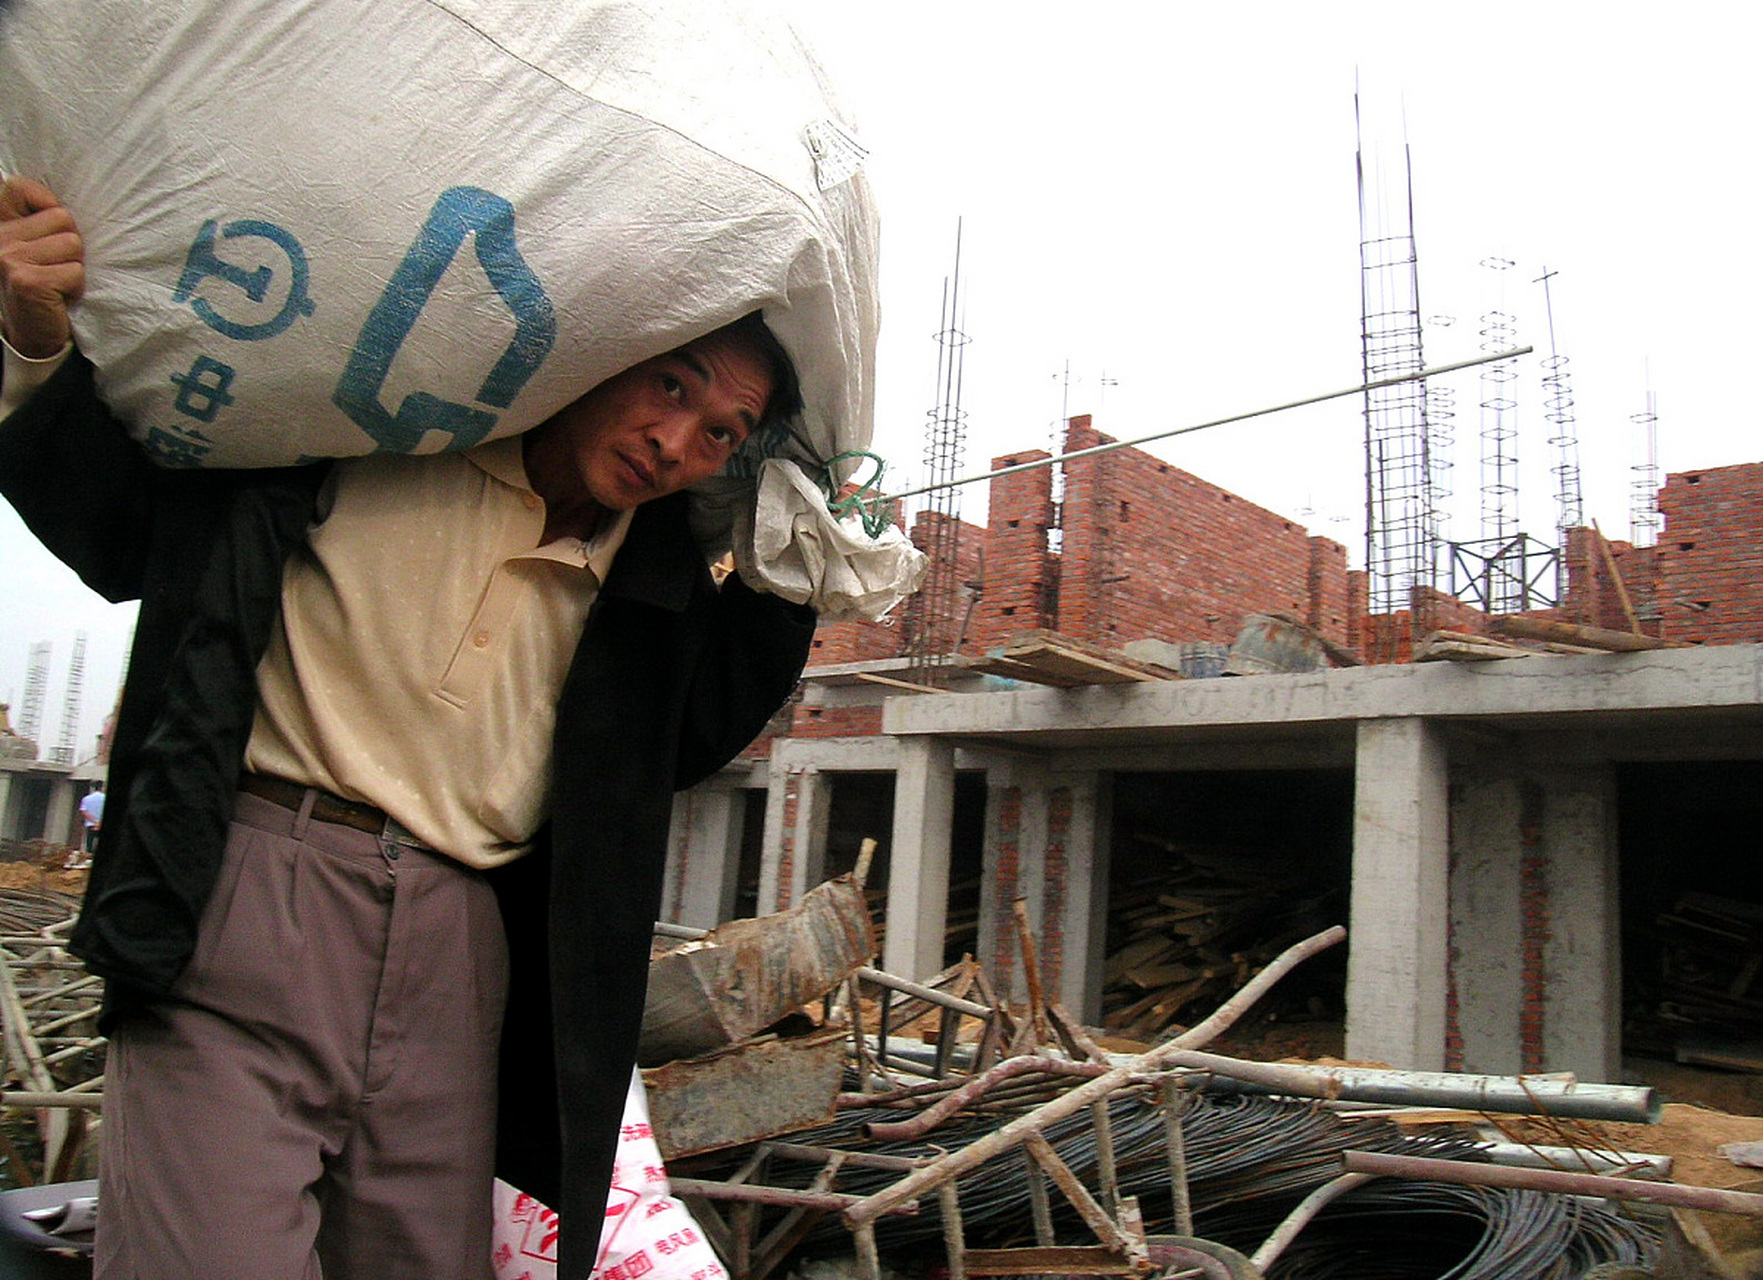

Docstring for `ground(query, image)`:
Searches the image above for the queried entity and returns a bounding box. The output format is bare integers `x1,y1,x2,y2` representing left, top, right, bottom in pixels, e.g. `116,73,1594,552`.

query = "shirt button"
474,631,491,648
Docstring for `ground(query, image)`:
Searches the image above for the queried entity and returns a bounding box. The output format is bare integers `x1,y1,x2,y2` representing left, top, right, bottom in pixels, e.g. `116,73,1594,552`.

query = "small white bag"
492,1070,726,1280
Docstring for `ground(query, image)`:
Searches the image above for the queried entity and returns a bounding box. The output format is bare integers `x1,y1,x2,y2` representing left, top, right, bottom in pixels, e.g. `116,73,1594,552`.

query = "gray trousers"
97,789,510,1279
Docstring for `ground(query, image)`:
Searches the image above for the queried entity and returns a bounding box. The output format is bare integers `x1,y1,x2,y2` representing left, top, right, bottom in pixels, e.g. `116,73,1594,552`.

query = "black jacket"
0,353,815,1274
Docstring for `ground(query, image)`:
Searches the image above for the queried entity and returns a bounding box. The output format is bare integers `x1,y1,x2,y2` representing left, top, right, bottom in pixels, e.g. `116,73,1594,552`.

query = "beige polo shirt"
245,438,630,869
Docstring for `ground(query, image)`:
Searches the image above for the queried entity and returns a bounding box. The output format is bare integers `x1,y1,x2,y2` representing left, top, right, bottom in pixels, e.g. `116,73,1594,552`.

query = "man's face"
526,328,772,515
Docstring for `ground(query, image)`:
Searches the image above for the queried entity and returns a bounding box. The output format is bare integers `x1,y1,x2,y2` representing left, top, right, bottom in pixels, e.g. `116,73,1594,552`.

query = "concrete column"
757,757,793,915
1541,765,1621,1082
1346,718,1450,1070
884,737,955,982
663,784,746,930
47,780,78,848
1449,770,1527,1072
1049,771,1112,1025
1448,762,1622,1081
757,762,831,914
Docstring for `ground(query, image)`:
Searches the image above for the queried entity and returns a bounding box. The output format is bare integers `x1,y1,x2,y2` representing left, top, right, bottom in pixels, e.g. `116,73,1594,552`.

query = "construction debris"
1224,612,1359,675
9,879,1761,1279
641,876,875,1064
644,1029,850,1161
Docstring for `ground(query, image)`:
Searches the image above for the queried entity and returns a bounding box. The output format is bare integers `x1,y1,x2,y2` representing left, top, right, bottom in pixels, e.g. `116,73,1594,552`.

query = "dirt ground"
0,856,89,897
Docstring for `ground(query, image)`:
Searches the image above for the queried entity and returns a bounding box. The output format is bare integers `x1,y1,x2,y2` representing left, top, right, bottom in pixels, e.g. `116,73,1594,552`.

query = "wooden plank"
1489,614,1684,651
967,654,1086,688
1415,633,1541,663
1592,520,1644,634
994,630,1178,685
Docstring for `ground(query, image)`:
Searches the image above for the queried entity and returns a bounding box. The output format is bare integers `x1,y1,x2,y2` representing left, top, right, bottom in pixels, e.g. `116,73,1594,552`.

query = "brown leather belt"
239,772,403,840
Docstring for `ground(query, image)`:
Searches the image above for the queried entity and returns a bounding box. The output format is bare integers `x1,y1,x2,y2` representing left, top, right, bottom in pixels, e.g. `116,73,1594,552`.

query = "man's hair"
721,311,802,431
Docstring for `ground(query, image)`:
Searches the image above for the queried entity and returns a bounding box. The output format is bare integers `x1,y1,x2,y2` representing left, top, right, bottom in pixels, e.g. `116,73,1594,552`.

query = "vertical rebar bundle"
17,641,50,746
1629,392,1661,548
905,222,971,685
1356,100,1437,633
1535,270,1584,591
1476,258,1524,610
52,632,86,766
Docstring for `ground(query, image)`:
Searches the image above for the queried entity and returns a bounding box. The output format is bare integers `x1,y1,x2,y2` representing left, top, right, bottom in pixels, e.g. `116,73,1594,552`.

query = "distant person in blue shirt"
78,781,103,853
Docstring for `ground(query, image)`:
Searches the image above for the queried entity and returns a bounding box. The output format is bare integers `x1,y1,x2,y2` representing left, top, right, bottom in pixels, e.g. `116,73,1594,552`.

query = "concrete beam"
883,645,1763,744
1347,718,1451,1070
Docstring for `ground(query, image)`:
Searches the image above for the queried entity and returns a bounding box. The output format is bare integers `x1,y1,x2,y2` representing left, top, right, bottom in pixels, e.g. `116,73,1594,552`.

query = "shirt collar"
468,435,634,577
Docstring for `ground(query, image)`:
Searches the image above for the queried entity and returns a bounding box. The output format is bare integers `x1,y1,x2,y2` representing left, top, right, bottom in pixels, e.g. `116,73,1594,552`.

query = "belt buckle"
381,815,428,852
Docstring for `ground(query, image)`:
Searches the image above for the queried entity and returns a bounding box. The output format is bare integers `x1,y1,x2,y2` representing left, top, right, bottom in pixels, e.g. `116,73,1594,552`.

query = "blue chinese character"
169,355,239,423
334,186,555,453
141,424,212,468
174,219,316,341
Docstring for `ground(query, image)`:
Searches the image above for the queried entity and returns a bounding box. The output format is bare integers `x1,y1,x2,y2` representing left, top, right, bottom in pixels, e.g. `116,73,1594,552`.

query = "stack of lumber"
1652,891,1763,1070
1099,843,1340,1042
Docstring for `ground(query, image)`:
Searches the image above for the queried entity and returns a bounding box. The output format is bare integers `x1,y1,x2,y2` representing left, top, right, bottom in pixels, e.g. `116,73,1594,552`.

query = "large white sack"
0,0,879,484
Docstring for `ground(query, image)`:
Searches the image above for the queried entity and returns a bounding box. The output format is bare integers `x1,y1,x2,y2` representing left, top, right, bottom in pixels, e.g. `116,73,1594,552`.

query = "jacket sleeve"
672,570,815,790
0,349,159,602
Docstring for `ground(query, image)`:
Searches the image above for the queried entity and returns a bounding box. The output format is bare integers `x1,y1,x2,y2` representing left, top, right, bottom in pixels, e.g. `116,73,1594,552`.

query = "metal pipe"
1343,1150,1763,1217
1200,1066,1659,1124
885,349,1534,504
1480,1143,1672,1178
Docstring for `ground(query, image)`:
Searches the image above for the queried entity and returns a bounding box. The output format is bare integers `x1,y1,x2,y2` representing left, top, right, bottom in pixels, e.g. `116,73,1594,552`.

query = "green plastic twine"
818,450,894,538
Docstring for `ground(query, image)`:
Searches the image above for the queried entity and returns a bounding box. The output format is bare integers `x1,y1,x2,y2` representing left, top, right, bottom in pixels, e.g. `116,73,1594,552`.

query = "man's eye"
660,373,684,400
706,425,736,447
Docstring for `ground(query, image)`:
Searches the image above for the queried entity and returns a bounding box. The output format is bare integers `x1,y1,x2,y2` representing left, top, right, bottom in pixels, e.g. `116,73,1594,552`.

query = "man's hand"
0,177,85,359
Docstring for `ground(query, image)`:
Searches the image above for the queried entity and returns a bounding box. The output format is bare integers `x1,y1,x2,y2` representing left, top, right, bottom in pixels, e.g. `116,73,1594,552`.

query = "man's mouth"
616,452,656,491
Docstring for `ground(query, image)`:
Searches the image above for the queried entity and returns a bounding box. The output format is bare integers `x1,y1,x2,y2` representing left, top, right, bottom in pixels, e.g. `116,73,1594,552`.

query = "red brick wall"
1560,527,1661,635
805,434,1763,674
971,450,1059,654
894,510,987,657
1308,537,1351,642
1656,463,1763,645
806,615,903,666
789,704,885,738
1058,417,1341,648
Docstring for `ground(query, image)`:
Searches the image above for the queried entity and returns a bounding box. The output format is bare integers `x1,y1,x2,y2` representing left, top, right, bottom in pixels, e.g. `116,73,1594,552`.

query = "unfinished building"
661,429,1763,1092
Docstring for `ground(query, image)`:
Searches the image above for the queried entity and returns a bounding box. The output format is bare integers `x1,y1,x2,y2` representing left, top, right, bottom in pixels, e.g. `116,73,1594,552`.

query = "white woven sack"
0,0,879,482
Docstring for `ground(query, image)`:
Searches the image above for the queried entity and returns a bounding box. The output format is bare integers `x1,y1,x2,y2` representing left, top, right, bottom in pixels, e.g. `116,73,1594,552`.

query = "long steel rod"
1,1090,104,1110
885,349,1534,503
1343,1150,1763,1217
669,1178,918,1216
1249,1172,1373,1272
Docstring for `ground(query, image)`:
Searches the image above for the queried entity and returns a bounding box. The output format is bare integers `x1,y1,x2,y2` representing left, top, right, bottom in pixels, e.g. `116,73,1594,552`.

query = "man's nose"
645,413,693,462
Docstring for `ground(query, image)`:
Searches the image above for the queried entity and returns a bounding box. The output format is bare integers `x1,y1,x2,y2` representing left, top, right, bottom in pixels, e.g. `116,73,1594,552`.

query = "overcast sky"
5,1,1759,758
